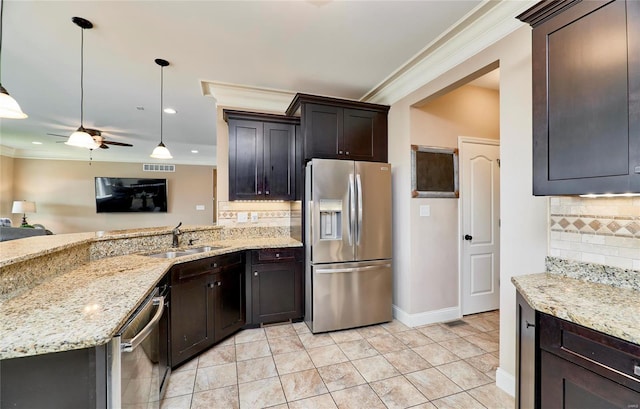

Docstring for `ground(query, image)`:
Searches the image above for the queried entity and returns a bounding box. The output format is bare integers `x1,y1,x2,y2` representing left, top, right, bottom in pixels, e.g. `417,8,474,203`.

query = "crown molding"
201,80,296,114
0,145,17,158
362,0,538,105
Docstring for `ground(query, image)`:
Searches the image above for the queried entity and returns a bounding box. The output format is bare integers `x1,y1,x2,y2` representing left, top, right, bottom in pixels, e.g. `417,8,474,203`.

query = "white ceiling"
0,0,487,165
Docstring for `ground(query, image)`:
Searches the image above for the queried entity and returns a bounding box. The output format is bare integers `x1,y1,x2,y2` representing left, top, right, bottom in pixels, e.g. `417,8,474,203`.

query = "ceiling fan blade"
103,140,133,147
47,133,68,138
99,143,109,149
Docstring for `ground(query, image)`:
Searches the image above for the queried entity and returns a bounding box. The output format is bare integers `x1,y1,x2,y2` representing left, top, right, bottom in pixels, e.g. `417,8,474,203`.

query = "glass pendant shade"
0,86,27,119
66,127,96,148
150,142,172,159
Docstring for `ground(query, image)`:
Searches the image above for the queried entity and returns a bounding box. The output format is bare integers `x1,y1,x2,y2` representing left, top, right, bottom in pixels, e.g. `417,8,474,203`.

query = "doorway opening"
411,64,501,318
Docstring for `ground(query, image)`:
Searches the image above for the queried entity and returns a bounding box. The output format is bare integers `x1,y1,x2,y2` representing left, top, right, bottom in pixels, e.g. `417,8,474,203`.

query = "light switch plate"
420,205,431,217
237,212,248,222
196,205,205,211
251,212,258,222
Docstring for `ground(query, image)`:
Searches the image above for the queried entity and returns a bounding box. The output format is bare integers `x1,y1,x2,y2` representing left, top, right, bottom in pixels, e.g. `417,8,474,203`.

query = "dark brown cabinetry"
225,110,300,201
516,292,539,409
518,0,640,195
286,93,390,163
170,252,244,367
247,248,303,325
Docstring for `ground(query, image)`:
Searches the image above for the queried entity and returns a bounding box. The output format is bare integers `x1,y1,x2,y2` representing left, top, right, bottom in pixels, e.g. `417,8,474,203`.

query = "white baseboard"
496,367,515,397
392,305,461,327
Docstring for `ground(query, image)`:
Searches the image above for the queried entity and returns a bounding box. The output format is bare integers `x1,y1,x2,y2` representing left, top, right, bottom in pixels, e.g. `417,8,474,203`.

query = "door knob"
464,234,473,241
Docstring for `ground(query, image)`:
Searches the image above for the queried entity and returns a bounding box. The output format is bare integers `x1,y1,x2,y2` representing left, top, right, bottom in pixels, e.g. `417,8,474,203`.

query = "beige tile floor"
160,310,513,409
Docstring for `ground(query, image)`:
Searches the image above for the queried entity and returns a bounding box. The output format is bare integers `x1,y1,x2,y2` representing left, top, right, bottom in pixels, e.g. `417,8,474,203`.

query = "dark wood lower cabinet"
170,252,245,367
541,351,640,409
248,248,303,325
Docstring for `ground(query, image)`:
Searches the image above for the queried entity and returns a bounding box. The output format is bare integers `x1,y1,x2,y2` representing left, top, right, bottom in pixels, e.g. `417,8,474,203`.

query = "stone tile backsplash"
549,196,640,270
217,201,293,227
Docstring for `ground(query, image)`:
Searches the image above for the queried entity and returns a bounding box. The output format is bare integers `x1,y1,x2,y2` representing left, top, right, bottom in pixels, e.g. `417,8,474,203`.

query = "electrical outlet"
237,212,248,223
420,205,431,217
251,212,258,222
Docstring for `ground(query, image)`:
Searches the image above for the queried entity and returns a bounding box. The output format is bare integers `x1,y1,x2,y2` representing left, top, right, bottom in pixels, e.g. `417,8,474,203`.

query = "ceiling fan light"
66,127,96,149
0,86,28,119
150,142,173,159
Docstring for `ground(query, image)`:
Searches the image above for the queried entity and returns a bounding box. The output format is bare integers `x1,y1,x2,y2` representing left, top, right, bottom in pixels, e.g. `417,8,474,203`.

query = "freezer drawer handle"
121,296,165,353
316,264,392,274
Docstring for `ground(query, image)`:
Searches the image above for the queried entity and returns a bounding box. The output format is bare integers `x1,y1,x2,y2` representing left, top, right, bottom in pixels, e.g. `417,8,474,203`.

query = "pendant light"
150,58,172,159
0,0,27,119
66,17,98,149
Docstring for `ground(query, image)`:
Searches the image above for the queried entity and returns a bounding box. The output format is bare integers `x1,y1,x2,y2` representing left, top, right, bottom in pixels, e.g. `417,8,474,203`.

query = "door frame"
457,136,500,316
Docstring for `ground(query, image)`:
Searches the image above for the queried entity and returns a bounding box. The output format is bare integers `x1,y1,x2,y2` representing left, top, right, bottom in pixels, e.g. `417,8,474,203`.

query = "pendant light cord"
80,24,84,127
160,64,164,144
0,0,5,83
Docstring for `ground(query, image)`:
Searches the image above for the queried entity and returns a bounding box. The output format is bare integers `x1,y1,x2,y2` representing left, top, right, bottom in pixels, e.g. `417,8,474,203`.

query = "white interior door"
460,138,500,315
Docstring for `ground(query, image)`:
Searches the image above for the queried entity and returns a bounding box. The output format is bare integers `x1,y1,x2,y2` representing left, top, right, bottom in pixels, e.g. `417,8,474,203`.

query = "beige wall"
0,155,15,217
389,26,548,394
4,157,214,233
404,85,500,315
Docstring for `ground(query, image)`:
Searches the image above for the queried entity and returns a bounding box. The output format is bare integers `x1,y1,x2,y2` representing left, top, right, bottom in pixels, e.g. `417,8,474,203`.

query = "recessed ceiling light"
164,108,177,114
191,150,199,154
32,141,43,145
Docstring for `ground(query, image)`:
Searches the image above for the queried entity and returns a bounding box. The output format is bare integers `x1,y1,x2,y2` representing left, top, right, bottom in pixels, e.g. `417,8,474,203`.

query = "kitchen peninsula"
0,225,302,408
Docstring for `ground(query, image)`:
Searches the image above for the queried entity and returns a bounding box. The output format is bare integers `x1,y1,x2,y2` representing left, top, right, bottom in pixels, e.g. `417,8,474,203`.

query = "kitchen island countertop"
512,272,640,346
0,236,301,360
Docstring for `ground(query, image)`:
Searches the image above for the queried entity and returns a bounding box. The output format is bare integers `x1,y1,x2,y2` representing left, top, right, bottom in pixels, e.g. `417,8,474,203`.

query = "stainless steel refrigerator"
305,158,392,333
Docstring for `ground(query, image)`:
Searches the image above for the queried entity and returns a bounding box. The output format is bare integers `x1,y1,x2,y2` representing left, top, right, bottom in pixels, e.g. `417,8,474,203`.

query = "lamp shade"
150,142,173,159
0,86,28,119
12,201,36,214
66,127,96,149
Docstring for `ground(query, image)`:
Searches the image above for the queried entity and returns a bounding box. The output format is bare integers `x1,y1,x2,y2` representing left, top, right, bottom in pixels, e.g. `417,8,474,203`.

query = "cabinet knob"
211,263,217,268
266,191,270,195
346,151,349,155
257,190,262,195
634,364,640,376
339,150,343,154
275,253,280,258
254,271,258,276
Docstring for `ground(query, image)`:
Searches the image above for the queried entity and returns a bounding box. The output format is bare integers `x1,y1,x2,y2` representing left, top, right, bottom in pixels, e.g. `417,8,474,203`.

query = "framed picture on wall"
411,145,459,198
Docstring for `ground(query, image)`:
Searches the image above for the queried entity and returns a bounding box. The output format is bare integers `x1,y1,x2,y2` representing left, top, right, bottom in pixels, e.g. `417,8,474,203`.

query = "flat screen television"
95,177,168,213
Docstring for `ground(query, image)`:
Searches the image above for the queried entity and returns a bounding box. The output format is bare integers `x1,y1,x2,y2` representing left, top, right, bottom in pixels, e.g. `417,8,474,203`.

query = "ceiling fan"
48,128,133,149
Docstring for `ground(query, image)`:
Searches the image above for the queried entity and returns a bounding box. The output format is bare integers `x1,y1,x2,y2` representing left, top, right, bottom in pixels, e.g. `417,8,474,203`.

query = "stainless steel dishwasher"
109,286,169,409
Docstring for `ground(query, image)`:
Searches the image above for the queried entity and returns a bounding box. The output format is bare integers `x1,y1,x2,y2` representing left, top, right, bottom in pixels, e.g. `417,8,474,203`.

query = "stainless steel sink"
147,245,225,258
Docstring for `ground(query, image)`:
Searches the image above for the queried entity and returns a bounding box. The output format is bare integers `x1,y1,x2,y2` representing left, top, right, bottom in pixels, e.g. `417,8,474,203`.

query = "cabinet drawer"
252,248,301,264
172,252,243,282
540,313,640,392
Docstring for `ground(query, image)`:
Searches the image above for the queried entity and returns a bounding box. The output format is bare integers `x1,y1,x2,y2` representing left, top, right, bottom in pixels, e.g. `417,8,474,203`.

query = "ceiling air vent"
143,163,175,172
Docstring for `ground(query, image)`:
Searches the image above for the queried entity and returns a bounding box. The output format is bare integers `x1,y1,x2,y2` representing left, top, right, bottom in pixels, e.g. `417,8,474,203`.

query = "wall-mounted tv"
95,177,168,213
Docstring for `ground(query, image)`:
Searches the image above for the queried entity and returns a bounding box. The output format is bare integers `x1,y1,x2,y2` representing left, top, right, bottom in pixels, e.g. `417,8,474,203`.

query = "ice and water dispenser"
318,200,342,240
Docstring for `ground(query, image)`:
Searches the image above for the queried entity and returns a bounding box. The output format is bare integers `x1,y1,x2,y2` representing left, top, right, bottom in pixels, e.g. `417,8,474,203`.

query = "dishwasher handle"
121,296,165,352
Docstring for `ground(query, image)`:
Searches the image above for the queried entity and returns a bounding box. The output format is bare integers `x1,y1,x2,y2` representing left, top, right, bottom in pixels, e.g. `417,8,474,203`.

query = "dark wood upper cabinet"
225,110,300,201
518,0,640,195
286,93,390,163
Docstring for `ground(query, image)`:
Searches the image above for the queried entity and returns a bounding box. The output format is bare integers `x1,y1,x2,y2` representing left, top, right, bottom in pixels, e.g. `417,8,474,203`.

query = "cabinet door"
532,0,637,195
303,103,343,160
214,264,245,342
170,273,214,367
229,119,264,200
541,351,640,408
264,122,295,200
252,261,303,325
343,108,387,162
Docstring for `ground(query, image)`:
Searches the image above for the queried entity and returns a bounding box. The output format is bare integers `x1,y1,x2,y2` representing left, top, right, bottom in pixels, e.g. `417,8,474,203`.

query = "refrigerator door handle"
316,264,392,274
356,173,363,245
348,173,355,246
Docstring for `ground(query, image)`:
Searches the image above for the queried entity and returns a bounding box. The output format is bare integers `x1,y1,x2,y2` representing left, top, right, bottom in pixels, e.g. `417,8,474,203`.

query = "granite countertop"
0,236,301,360
512,272,640,346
